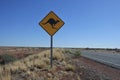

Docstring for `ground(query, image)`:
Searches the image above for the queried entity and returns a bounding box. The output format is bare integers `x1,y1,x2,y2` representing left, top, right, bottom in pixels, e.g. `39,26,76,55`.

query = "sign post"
50,36,53,68
39,11,64,68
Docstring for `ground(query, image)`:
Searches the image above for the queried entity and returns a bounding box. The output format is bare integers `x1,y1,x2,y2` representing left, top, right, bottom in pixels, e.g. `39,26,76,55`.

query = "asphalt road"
81,50,120,69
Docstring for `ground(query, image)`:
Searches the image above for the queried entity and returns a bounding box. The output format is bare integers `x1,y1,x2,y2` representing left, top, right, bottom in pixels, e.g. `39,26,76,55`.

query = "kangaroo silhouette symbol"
43,18,59,29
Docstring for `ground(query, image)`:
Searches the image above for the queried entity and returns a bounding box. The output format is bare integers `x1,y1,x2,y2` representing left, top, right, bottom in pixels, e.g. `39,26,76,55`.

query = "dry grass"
0,66,11,80
0,48,78,80
65,64,75,71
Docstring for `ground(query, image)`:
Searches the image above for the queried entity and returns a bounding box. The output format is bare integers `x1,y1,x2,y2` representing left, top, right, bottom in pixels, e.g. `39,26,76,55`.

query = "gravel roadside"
73,56,120,80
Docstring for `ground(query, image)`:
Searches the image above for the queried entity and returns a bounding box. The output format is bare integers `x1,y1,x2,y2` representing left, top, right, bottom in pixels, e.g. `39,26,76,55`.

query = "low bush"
64,50,72,54
65,64,75,71
74,51,81,57
0,54,17,64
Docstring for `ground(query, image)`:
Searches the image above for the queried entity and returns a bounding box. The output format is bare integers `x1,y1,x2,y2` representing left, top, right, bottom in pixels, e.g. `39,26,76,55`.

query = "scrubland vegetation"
0,47,112,80
0,48,81,80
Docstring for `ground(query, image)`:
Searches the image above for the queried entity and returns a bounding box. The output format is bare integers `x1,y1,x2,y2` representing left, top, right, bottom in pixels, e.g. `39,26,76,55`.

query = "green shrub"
0,54,17,64
74,51,81,57
64,50,72,54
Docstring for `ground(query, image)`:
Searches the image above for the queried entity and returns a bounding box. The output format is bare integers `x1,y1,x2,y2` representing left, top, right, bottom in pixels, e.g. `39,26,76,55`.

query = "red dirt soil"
75,57,120,80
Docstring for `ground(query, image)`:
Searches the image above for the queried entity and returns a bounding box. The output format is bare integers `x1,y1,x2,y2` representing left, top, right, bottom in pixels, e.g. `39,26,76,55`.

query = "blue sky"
0,0,120,48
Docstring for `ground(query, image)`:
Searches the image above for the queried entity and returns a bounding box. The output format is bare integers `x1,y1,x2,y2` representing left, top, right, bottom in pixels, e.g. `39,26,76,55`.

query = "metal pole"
50,36,53,68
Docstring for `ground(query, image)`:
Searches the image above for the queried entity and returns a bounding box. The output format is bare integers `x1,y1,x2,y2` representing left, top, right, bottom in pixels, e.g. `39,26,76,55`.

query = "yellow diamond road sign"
39,11,64,36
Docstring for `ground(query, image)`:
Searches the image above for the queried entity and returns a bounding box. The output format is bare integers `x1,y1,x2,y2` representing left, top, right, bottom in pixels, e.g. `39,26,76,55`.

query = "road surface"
81,50,120,69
